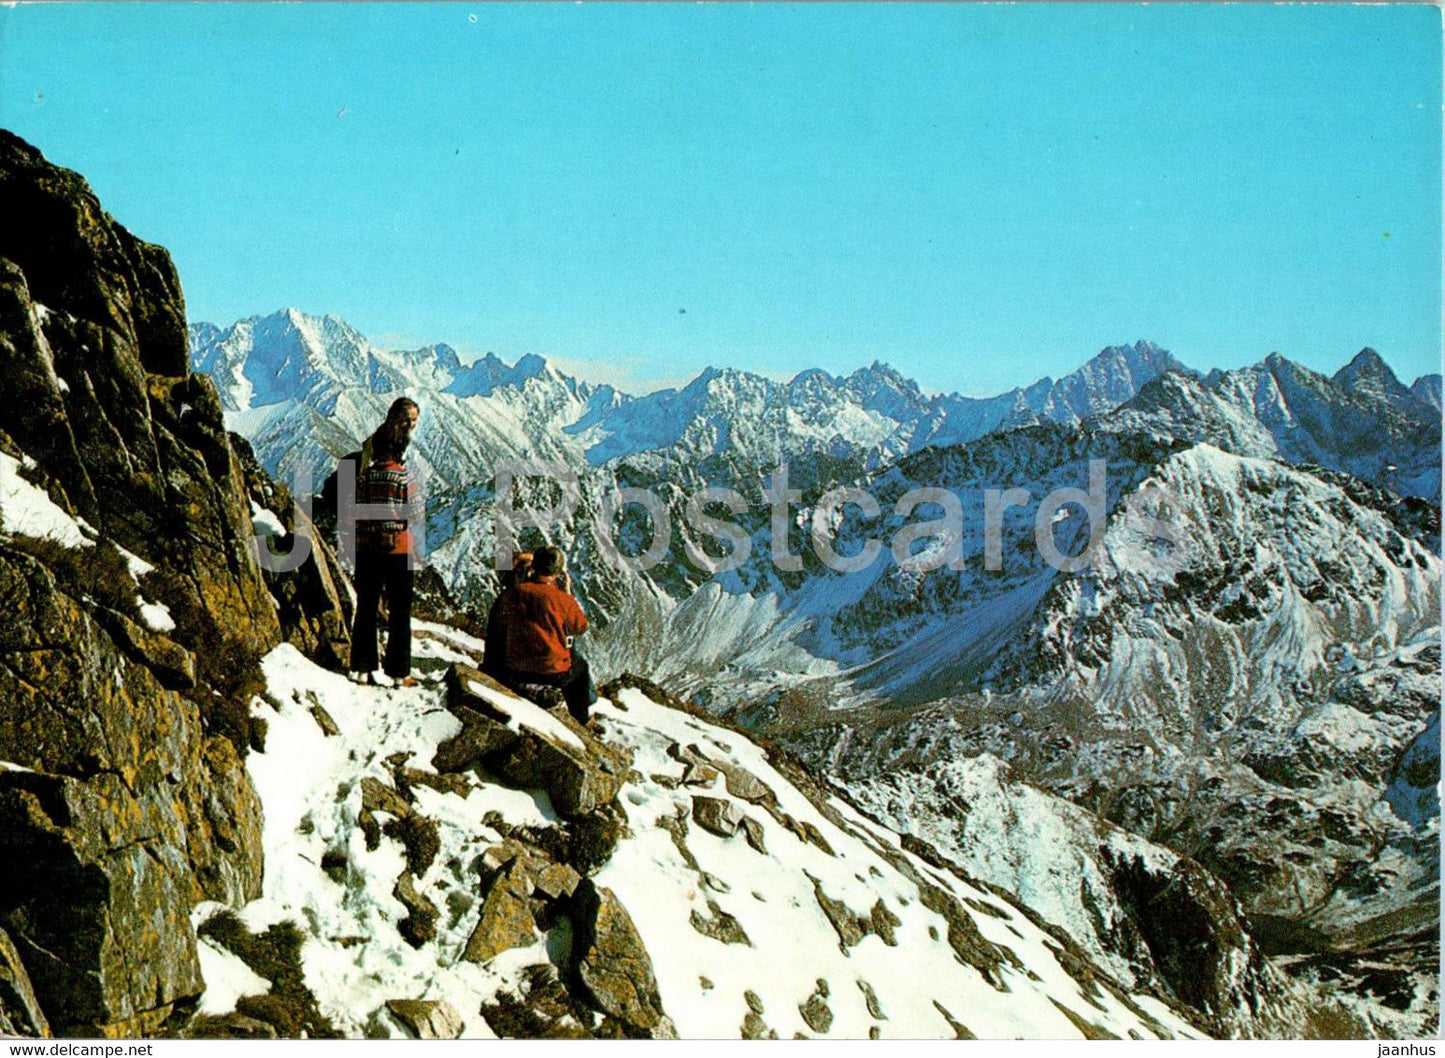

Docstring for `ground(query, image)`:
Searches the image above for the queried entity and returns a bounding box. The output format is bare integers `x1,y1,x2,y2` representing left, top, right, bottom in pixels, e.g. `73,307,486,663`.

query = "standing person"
348,419,419,687
499,545,596,723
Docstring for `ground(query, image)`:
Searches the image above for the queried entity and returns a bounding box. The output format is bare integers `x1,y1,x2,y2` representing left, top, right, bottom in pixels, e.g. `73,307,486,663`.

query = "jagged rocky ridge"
191,307,1190,486
0,131,352,1035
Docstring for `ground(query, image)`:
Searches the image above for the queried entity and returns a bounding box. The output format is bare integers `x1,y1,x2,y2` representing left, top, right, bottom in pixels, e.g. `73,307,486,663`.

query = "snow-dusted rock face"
198,630,1283,1039
763,437,1440,1035
1111,352,1441,501
841,753,1331,1038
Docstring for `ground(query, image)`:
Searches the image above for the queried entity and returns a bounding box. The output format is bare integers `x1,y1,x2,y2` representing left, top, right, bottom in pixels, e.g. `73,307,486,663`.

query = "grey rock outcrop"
437,664,630,819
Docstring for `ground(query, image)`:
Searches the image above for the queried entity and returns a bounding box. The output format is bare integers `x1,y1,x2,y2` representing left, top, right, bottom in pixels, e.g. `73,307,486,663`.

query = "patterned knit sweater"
356,457,415,556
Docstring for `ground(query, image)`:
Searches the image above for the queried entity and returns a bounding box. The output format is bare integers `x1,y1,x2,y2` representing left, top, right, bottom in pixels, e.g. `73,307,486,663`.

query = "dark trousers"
350,553,413,678
511,653,595,724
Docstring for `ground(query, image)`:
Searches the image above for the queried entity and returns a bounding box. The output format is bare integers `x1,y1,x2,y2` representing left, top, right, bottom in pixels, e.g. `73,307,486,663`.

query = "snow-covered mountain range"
193,307,1442,1035
6,130,1435,1042
190,308,1191,483
201,629,1337,1038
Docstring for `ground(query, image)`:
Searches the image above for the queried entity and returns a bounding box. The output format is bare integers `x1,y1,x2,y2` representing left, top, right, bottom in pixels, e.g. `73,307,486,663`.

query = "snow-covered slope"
196,629,1340,1038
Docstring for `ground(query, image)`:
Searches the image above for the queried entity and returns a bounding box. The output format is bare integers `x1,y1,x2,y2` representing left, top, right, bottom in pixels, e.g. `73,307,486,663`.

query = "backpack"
315,439,372,547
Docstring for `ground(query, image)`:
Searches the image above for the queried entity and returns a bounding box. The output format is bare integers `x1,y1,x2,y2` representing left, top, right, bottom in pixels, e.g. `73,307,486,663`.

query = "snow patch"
0,451,92,548
464,678,584,752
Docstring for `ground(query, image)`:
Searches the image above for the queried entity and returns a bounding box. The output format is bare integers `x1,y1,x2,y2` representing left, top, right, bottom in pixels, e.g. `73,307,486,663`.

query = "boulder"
717,761,775,805
572,880,667,1036
432,714,519,773
692,795,743,837
493,726,625,819
443,664,628,818
385,999,463,1041
463,859,538,964
359,776,412,819
740,815,767,854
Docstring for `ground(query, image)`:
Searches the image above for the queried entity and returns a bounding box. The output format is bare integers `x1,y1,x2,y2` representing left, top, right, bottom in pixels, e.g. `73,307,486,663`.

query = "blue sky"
1,3,1439,395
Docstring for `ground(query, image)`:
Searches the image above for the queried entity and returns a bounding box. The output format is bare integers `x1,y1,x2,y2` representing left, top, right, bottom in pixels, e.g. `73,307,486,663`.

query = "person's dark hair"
387,397,420,424
531,545,564,578
373,419,411,462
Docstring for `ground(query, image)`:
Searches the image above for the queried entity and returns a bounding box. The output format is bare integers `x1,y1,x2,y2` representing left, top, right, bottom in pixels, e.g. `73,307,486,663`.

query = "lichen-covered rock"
0,131,283,1036
92,606,196,690
0,925,49,1038
385,999,463,1040
534,862,582,902
393,873,439,950
463,859,538,964
0,768,204,1034
0,546,265,1028
183,734,265,908
572,880,667,1036
798,980,833,1034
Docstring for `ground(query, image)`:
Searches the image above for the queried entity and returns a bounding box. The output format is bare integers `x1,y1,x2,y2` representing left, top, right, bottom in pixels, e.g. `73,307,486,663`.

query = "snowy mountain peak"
431,343,463,375
1411,373,1442,412
509,352,552,382
789,366,836,386
847,360,918,395
1333,347,1412,403
445,352,511,398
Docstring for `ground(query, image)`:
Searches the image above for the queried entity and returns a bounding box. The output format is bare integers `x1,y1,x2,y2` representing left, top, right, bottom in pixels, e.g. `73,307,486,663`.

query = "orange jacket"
500,580,588,676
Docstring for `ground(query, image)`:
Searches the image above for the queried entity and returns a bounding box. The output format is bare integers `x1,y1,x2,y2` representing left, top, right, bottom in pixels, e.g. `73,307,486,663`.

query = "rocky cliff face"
0,132,345,1035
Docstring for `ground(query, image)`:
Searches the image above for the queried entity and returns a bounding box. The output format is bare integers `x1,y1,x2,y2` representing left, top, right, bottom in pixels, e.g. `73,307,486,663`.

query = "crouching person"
494,545,596,723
